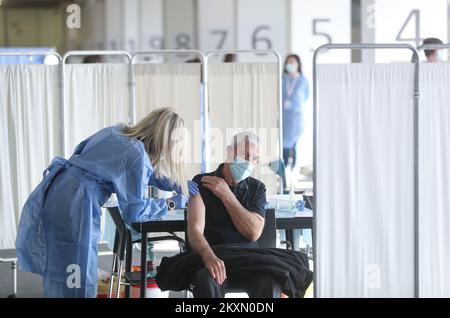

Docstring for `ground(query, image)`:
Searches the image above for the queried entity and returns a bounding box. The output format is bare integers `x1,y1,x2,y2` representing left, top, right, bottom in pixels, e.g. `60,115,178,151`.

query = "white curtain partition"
208,63,280,194
134,63,202,180
0,65,61,249
316,64,416,297
419,64,450,298
64,63,132,247
64,64,131,156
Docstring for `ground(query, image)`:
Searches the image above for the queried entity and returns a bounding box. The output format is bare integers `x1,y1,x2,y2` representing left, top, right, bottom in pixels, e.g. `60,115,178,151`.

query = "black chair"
106,207,185,298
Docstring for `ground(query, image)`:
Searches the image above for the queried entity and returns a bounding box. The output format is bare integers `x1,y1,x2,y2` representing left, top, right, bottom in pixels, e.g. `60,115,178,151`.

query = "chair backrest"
184,208,277,249
304,195,314,210
256,209,276,248
106,207,127,260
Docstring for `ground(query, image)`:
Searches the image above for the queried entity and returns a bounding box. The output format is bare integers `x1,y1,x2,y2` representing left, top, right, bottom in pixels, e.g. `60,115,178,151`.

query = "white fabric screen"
134,63,202,180
0,65,61,249
316,64,416,297
64,63,132,245
208,63,280,194
64,64,131,156
419,64,450,298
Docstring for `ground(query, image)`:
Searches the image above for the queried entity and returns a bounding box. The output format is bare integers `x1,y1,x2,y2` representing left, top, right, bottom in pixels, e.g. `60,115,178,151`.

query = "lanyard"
286,75,300,99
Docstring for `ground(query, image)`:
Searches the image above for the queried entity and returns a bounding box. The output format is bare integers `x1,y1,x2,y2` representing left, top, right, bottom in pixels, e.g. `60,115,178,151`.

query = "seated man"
187,132,281,298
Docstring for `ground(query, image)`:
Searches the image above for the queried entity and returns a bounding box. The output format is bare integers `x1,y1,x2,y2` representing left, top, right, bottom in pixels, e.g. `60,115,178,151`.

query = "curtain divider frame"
312,43,420,298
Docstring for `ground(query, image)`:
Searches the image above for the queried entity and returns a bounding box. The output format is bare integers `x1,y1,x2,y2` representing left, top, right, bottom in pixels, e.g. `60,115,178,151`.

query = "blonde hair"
122,107,188,195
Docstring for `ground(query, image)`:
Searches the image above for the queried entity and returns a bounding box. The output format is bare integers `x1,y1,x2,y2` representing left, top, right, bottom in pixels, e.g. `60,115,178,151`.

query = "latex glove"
169,194,189,209
170,180,199,197
188,180,200,197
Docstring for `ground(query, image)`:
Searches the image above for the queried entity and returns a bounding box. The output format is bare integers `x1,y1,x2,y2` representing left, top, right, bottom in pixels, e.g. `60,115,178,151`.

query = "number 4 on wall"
396,9,422,47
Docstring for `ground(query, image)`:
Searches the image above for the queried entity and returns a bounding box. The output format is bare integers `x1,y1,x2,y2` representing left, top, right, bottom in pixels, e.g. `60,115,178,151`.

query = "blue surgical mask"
285,63,297,74
230,156,255,183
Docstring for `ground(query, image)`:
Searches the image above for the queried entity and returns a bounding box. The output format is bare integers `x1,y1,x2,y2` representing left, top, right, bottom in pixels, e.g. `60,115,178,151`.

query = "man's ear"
225,145,233,163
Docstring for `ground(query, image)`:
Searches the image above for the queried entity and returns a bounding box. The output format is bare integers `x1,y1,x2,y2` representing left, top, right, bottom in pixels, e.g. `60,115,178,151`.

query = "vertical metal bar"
312,45,324,299
12,261,17,296
116,260,123,298
140,230,147,298
108,254,117,298
125,230,133,298
411,49,420,298
203,54,209,173
313,44,420,298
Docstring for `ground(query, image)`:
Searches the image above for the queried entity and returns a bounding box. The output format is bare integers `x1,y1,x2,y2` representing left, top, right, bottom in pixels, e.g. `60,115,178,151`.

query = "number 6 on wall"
252,25,272,50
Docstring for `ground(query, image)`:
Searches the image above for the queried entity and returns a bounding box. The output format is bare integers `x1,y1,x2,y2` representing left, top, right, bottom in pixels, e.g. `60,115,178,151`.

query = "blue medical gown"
15,125,178,298
282,74,310,149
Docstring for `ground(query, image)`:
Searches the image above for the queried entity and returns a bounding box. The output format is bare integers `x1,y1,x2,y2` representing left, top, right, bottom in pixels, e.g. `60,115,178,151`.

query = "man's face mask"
438,50,447,62
230,156,255,183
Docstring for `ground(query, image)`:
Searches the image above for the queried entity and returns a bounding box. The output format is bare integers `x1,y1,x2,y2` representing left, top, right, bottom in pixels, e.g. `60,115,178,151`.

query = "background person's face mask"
438,50,447,62
285,63,297,74
230,156,255,183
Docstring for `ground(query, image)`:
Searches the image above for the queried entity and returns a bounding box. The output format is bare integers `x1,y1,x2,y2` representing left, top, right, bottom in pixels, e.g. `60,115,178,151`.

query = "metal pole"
12,261,17,297
132,50,207,171
205,50,283,193
61,51,133,156
312,43,420,298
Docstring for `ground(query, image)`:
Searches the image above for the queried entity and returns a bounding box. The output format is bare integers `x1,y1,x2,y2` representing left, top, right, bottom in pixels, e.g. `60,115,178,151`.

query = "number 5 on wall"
312,19,333,52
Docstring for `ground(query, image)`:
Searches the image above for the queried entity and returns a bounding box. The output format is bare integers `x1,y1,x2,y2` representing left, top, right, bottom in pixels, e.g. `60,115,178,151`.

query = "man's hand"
202,253,227,285
201,176,233,200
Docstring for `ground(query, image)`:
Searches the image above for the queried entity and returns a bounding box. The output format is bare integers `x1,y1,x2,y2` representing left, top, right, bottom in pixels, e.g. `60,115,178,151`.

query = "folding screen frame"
205,50,283,194
312,44,420,298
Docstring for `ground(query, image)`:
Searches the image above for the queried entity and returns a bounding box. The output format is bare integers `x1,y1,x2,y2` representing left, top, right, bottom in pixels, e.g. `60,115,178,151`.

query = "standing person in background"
282,54,310,171
422,38,445,63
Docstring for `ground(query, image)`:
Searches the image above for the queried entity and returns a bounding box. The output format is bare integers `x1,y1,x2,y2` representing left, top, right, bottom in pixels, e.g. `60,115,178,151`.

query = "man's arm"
187,194,226,285
201,176,265,242
221,193,264,242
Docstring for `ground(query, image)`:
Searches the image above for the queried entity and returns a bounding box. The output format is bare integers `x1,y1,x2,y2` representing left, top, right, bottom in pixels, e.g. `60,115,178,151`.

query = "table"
130,208,313,298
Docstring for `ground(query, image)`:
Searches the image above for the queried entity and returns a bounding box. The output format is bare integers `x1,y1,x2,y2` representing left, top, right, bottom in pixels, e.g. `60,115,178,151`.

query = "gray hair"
230,131,259,148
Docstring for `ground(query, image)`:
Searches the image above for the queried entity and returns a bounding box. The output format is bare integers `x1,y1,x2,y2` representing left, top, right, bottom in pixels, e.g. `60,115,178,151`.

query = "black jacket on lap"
156,244,313,298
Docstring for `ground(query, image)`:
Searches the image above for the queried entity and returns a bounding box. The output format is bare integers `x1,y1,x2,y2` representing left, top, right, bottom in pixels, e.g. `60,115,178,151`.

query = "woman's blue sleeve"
148,173,179,192
116,155,168,222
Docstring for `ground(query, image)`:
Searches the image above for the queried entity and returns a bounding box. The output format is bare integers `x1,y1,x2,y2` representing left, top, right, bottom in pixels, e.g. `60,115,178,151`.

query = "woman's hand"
202,253,227,285
168,194,188,209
